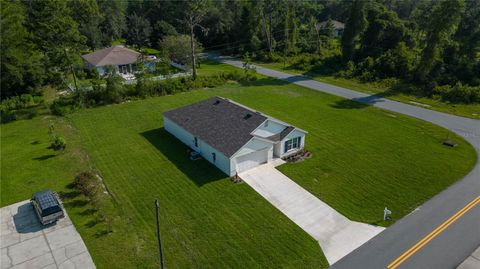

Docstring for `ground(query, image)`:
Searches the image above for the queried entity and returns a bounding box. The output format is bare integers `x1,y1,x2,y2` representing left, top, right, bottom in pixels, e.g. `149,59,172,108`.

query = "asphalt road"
214,55,480,269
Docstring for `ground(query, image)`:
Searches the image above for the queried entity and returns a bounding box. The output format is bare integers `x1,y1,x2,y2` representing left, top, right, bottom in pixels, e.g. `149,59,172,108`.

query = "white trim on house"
163,100,307,176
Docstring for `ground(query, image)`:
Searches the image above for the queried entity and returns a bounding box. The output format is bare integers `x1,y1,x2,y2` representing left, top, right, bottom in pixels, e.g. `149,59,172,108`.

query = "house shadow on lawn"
141,128,226,187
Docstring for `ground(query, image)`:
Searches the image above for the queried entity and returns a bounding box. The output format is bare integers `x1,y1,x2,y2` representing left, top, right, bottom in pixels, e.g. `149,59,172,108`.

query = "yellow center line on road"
387,195,480,269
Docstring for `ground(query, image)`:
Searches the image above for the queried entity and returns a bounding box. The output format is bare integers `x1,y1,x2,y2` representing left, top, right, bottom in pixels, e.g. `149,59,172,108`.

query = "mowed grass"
1,65,476,267
68,93,327,268
256,61,480,119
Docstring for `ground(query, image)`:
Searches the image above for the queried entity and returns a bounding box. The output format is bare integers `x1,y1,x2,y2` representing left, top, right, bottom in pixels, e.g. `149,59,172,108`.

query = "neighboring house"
163,97,307,176
82,46,141,76
317,20,345,37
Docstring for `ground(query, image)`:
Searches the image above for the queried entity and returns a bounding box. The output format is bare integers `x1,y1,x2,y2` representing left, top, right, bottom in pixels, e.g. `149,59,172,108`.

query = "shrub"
19,94,34,107
51,136,66,152
74,171,98,197
434,83,480,104
50,97,76,116
0,105,16,123
374,42,414,79
337,61,356,78
26,109,38,119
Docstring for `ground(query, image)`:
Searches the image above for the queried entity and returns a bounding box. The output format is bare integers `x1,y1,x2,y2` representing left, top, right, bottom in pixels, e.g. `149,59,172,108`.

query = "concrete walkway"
1,200,96,269
239,164,384,264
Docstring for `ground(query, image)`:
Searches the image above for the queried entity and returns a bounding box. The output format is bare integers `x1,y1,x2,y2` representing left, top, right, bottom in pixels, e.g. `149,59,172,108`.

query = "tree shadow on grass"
32,154,56,161
64,199,89,208
141,128,226,187
330,93,394,109
239,77,290,87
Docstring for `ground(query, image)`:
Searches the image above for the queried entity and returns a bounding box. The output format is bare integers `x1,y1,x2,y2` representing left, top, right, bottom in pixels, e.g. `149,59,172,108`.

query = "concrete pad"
45,226,83,250
239,164,384,265
10,253,55,269
0,200,96,269
7,236,50,265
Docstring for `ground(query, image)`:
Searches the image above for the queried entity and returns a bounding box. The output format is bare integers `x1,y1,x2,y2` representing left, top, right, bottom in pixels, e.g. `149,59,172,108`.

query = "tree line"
1,0,479,102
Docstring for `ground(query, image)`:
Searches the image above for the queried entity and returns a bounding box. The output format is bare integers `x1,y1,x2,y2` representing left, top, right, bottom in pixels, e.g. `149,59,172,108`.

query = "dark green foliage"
24,0,87,72
360,3,413,58
68,0,104,49
341,0,368,61
433,83,480,104
0,94,45,123
415,0,465,82
50,98,77,116
97,0,126,43
1,0,44,97
103,76,124,104
125,12,152,48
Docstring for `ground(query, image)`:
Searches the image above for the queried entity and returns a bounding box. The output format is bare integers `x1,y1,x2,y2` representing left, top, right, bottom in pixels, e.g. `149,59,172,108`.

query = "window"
284,137,301,153
212,152,216,162
194,137,198,147
264,121,269,127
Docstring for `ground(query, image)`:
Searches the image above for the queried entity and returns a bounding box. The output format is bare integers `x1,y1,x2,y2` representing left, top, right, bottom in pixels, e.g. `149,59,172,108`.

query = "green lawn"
1,64,476,268
256,62,480,119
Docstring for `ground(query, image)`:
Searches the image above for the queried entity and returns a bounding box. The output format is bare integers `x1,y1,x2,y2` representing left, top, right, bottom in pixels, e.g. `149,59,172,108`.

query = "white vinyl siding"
279,129,306,157
164,116,231,175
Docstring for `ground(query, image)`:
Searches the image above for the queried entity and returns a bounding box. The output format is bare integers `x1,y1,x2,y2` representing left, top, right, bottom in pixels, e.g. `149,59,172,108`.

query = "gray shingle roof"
163,97,267,157
81,46,141,67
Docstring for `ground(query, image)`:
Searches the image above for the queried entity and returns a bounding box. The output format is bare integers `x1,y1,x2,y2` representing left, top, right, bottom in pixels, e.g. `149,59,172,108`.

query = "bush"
19,94,34,107
434,83,480,104
50,97,76,116
26,109,38,119
74,171,99,197
0,105,16,123
337,61,356,78
51,136,66,152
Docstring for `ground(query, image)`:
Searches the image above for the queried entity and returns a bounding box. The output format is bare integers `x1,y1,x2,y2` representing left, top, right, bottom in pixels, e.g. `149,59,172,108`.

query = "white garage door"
235,149,269,173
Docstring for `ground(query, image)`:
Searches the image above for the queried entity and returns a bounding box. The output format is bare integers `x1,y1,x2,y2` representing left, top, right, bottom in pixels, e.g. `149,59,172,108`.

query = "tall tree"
68,0,103,49
259,0,280,59
415,0,464,83
98,0,126,44
360,3,412,58
181,0,210,79
341,0,368,61
23,0,86,82
1,0,43,97
126,12,152,48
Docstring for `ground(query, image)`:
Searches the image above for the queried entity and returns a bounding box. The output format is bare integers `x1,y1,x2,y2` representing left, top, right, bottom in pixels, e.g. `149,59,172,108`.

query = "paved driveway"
1,200,95,269
239,164,384,264
215,55,480,268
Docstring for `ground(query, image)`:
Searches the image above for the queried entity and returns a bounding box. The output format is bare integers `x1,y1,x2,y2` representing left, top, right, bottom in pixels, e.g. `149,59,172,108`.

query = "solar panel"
32,190,60,210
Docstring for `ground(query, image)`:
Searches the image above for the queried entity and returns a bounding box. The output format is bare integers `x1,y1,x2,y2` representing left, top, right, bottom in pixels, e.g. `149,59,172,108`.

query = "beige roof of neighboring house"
81,46,141,67
317,20,345,30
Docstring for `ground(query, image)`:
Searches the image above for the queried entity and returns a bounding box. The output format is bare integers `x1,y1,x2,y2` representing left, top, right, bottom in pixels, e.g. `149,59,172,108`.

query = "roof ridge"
95,46,116,66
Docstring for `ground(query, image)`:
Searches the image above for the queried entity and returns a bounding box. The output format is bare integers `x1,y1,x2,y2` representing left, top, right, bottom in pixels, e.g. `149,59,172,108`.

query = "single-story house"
163,97,307,176
317,20,345,37
82,46,141,76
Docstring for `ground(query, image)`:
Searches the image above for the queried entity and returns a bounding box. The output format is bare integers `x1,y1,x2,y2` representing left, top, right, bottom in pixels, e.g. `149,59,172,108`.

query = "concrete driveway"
216,55,480,268
239,164,384,264
1,200,95,269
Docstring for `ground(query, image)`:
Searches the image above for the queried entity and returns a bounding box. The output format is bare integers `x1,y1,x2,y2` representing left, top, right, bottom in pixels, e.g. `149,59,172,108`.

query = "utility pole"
155,198,165,269
189,18,197,80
